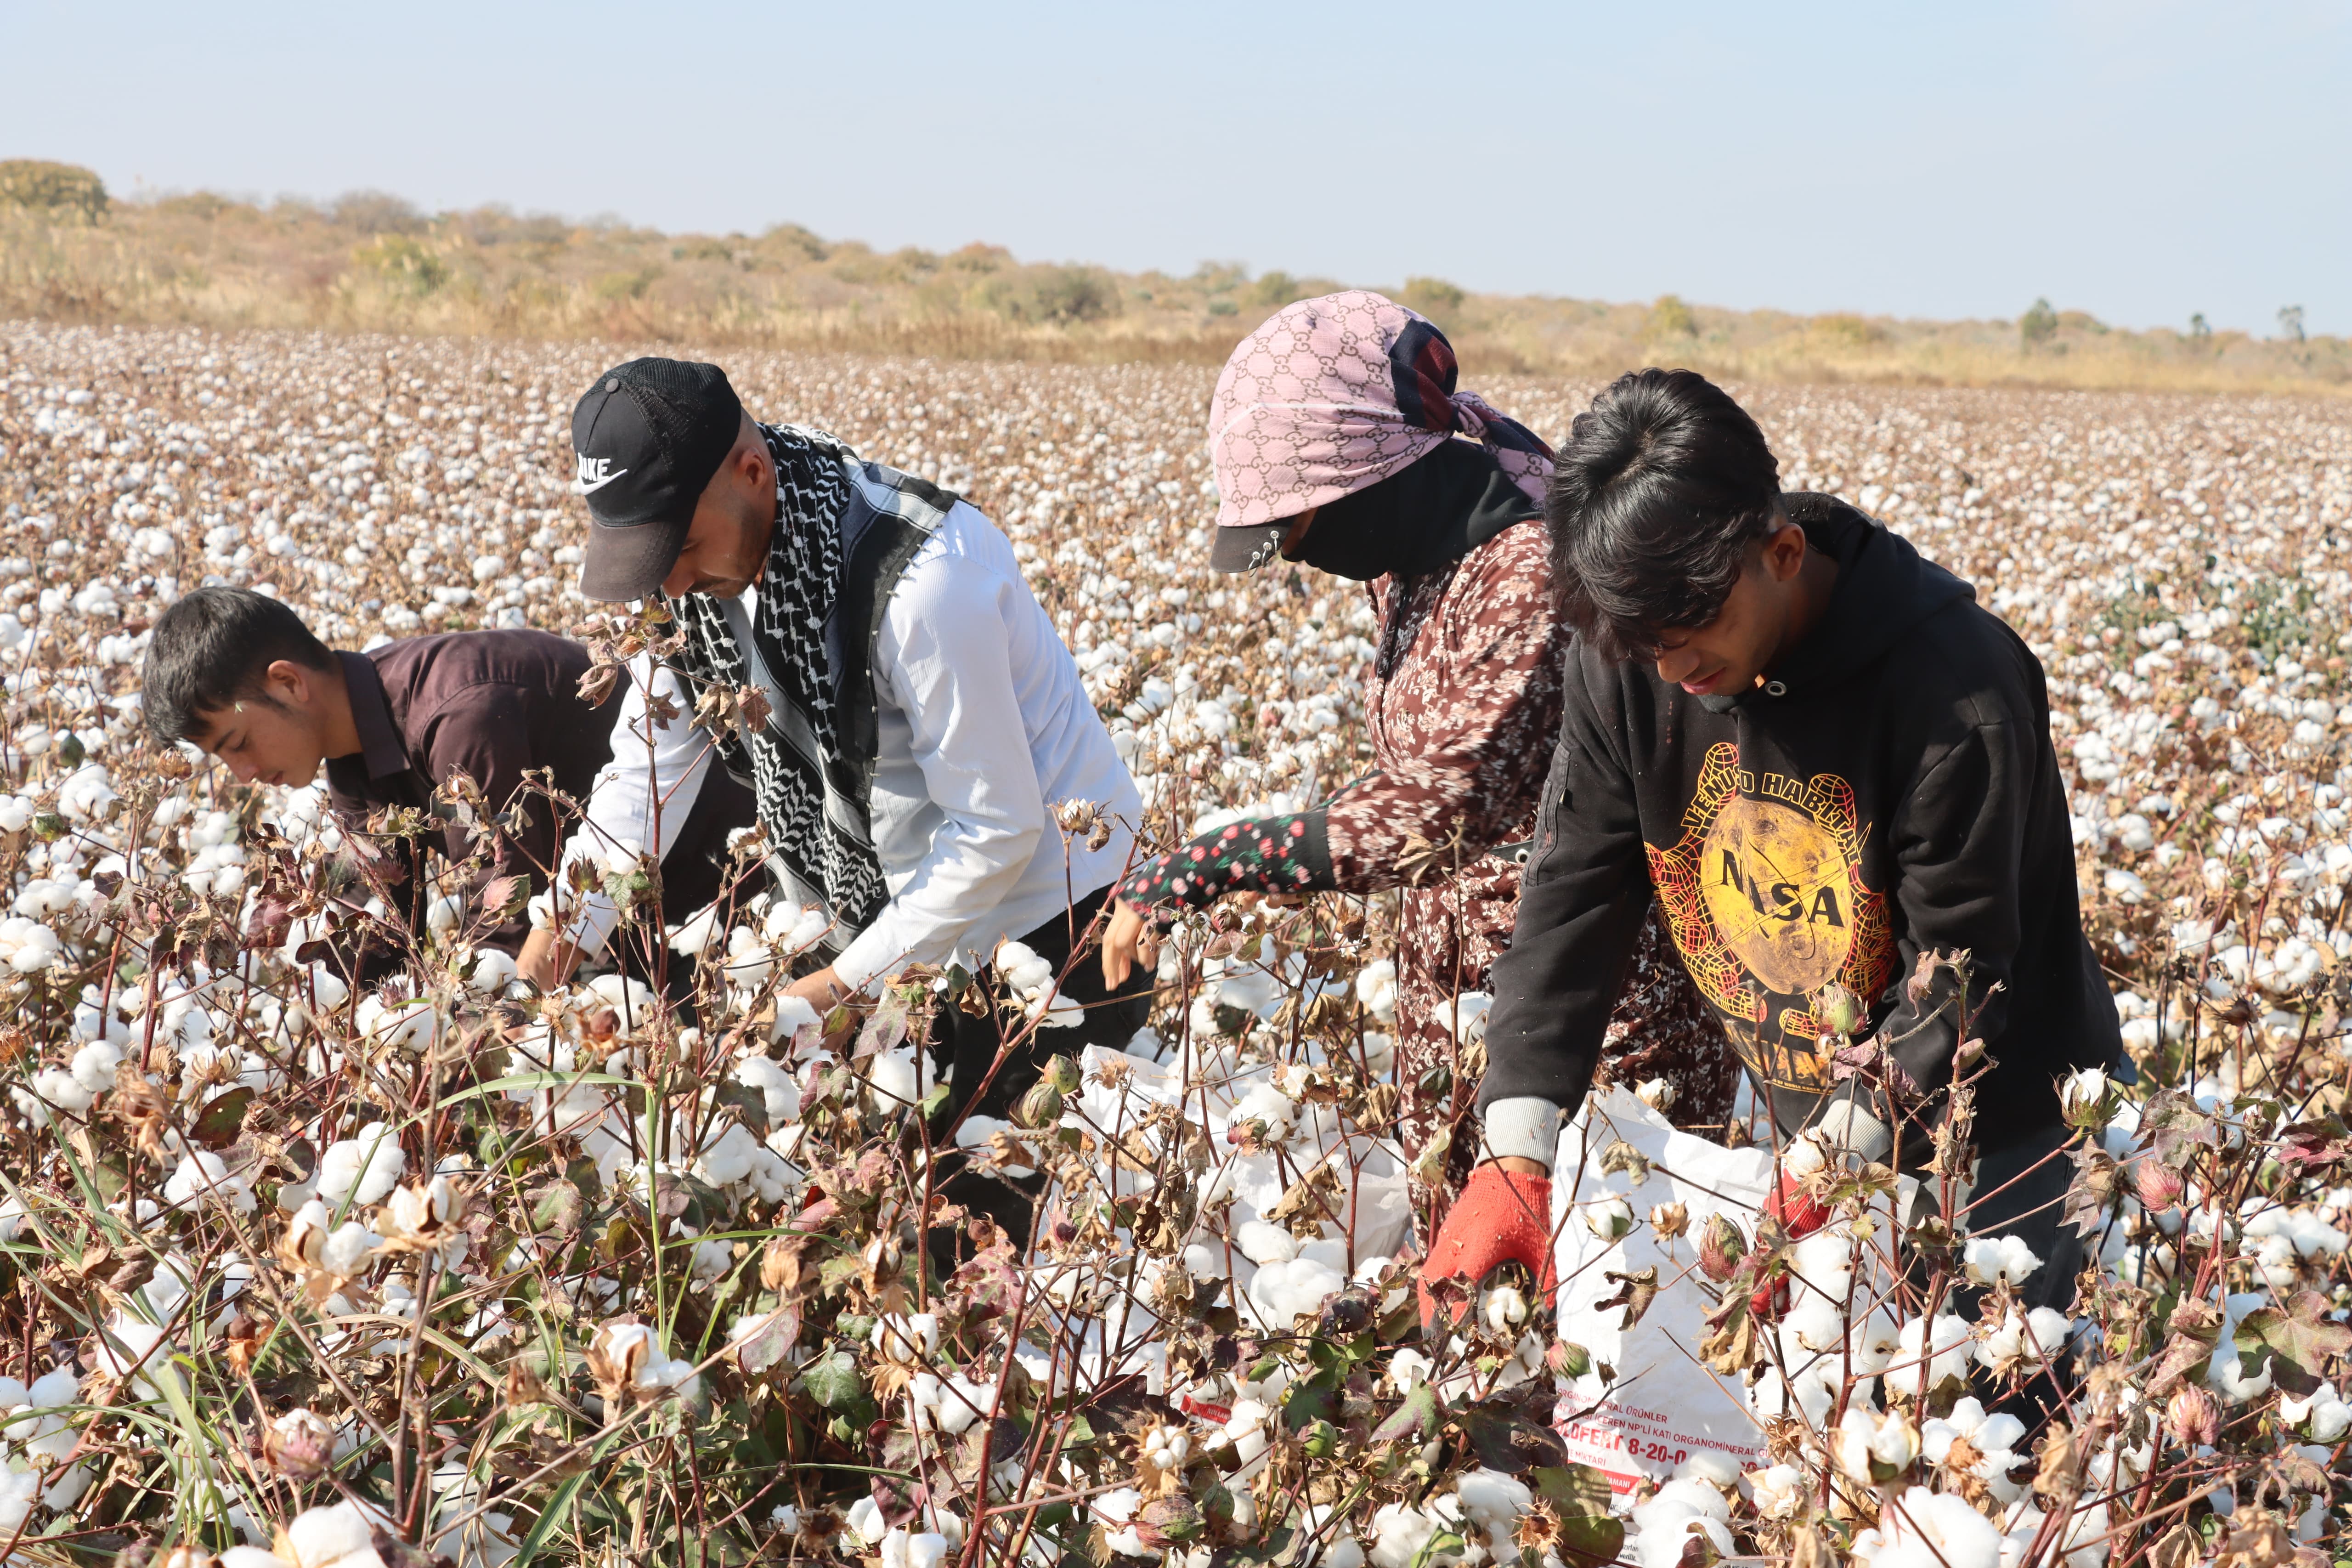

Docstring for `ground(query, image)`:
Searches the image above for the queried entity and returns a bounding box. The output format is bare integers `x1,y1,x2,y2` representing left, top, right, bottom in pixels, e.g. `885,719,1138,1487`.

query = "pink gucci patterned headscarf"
1208,290,1554,536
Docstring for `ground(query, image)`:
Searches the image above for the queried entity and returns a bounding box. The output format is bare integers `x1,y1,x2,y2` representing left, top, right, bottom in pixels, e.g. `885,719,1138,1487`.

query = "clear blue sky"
5,0,2345,336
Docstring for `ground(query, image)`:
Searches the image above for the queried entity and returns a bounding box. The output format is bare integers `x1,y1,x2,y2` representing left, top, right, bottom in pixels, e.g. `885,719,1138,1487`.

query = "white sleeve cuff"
1481,1096,1567,1168
1814,1097,1894,1164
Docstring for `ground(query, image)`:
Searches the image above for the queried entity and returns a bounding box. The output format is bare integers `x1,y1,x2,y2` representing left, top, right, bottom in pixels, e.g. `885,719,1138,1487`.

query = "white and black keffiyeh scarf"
661,423,953,942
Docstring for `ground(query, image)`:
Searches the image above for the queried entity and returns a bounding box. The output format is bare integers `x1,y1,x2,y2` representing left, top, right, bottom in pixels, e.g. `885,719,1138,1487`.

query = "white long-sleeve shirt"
554,500,1141,992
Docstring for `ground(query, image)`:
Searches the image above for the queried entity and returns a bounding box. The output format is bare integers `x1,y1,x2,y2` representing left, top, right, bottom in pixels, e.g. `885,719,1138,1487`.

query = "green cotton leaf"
1531,1464,1616,1519
799,1349,865,1410
1279,1372,1339,1432
2233,1290,2352,1398
709,1080,771,1132
528,1180,584,1239
188,1087,254,1149
1371,1381,1439,1446
1457,1399,1570,1474
1553,1515,1626,1568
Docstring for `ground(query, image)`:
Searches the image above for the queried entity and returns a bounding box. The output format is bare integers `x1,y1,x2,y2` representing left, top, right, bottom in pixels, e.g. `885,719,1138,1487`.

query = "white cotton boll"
164,1150,256,1213
95,1317,181,1399
668,905,724,957
584,972,658,1021
2280,1381,2352,1443
1247,1257,1344,1326
770,994,821,1042
1977,1308,2070,1372
1962,1234,2042,1286
0,917,65,974
1355,958,1398,1022
880,1529,950,1568
321,1221,383,1277
1852,1486,2003,1568
1227,1082,1297,1143
1223,1398,1272,1464
317,1122,406,1206
1234,1220,1298,1265
1440,991,1491,1045
1747,1462,1807,1520
1366,1501,1442,1568
871,1313,940,1361
467,948,518,994
283,1499,384,1568
1480,1285,1529,1336
1847,1307,1902,1376
1455,1467,1533,1534
70,1040,124,1095
1094,1488,1149,1557
733,1055,800,1125
1892,1313,1975,1395
1780,1294,1848,1359
691,1236,734,1281
1585,1195,1634,1241
693,1123,760,1189
865,1045,921,1111
1629,1479,1734,1568
0,1467,37,1535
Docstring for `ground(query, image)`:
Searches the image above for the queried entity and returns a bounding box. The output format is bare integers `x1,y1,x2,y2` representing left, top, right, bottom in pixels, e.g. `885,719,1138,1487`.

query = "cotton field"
0,317,2350,1566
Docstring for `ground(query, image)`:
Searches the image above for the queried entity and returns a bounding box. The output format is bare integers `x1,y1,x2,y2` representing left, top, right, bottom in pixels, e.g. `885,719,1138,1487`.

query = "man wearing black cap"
518,360,1146,1117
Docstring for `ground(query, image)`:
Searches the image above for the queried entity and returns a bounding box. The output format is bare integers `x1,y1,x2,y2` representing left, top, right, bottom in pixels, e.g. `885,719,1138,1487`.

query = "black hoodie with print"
1480,494,2119,1157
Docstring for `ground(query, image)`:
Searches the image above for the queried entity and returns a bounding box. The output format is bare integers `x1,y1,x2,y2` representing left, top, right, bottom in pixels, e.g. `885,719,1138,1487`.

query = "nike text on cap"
570,357,745,602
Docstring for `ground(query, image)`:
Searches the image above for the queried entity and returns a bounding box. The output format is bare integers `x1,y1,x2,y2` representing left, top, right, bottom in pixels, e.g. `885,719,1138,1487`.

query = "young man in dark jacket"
142,586,753,974
1421,369,2119,1319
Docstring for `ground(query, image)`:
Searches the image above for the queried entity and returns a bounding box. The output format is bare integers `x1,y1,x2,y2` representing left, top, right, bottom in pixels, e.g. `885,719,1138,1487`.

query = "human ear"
1760,520,1808,582
264,659,311,708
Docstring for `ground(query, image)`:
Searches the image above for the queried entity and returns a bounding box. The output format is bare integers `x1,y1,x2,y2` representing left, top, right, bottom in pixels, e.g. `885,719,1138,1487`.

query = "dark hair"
142,586,334,743
1548,368,1781,660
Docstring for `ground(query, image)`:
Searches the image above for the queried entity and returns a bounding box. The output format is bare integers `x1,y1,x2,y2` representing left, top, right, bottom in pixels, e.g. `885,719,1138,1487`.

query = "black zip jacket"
1481,495,2118,1153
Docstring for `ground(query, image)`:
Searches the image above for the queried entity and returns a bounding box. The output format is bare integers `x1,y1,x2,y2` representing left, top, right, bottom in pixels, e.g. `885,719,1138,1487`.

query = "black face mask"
1287,440,1538,583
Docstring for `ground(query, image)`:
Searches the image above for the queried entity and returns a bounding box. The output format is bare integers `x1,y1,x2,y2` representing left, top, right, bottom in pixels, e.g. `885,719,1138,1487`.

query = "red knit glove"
1747,1168,1832,1319
1419,1163,1556,1328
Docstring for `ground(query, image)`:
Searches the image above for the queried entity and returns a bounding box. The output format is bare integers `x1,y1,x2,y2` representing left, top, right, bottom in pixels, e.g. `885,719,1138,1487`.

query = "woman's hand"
1101,898,1158,990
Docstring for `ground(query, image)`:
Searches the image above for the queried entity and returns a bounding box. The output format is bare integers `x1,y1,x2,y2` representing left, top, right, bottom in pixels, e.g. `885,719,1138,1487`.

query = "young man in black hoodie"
1421,368,2119,1320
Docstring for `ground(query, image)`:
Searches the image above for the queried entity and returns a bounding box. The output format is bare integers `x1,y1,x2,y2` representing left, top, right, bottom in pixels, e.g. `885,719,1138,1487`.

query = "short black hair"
1548,368,1781,661
142,586,335,744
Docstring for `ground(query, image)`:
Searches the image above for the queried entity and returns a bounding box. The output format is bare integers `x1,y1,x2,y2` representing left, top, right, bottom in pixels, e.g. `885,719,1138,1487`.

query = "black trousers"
925,884,1154,1265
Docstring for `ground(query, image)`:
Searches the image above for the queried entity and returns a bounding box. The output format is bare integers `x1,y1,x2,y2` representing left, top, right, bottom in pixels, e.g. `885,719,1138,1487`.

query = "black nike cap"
570,358,744,601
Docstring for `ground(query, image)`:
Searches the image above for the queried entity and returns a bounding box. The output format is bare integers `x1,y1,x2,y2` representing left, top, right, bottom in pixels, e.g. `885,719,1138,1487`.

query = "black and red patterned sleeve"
1323,524,1566,893
1118,810,1336,912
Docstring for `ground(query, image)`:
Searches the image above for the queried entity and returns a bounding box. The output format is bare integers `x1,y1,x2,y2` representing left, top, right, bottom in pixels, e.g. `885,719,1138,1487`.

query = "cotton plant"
1,324,2351,1564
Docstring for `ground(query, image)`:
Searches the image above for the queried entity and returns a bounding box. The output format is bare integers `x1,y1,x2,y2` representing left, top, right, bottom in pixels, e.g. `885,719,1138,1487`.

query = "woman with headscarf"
1102,292,1735,1296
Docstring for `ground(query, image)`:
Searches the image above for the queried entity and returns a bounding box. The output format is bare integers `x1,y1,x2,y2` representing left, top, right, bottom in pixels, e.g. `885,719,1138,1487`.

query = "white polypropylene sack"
1549,1086,1774,1497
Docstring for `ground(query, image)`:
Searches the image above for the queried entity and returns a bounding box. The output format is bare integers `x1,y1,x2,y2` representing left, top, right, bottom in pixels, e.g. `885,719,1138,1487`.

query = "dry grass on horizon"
3,160,2346,397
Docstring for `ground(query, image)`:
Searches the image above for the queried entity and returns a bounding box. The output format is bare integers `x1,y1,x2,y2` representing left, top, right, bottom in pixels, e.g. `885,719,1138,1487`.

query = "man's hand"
784,965,853,1013
1419,1158,1557,1328
1101,899,1157,990
515,928,581,993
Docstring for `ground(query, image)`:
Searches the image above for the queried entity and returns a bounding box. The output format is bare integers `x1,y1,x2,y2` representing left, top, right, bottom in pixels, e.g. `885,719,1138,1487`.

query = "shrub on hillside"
0,159,108,222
